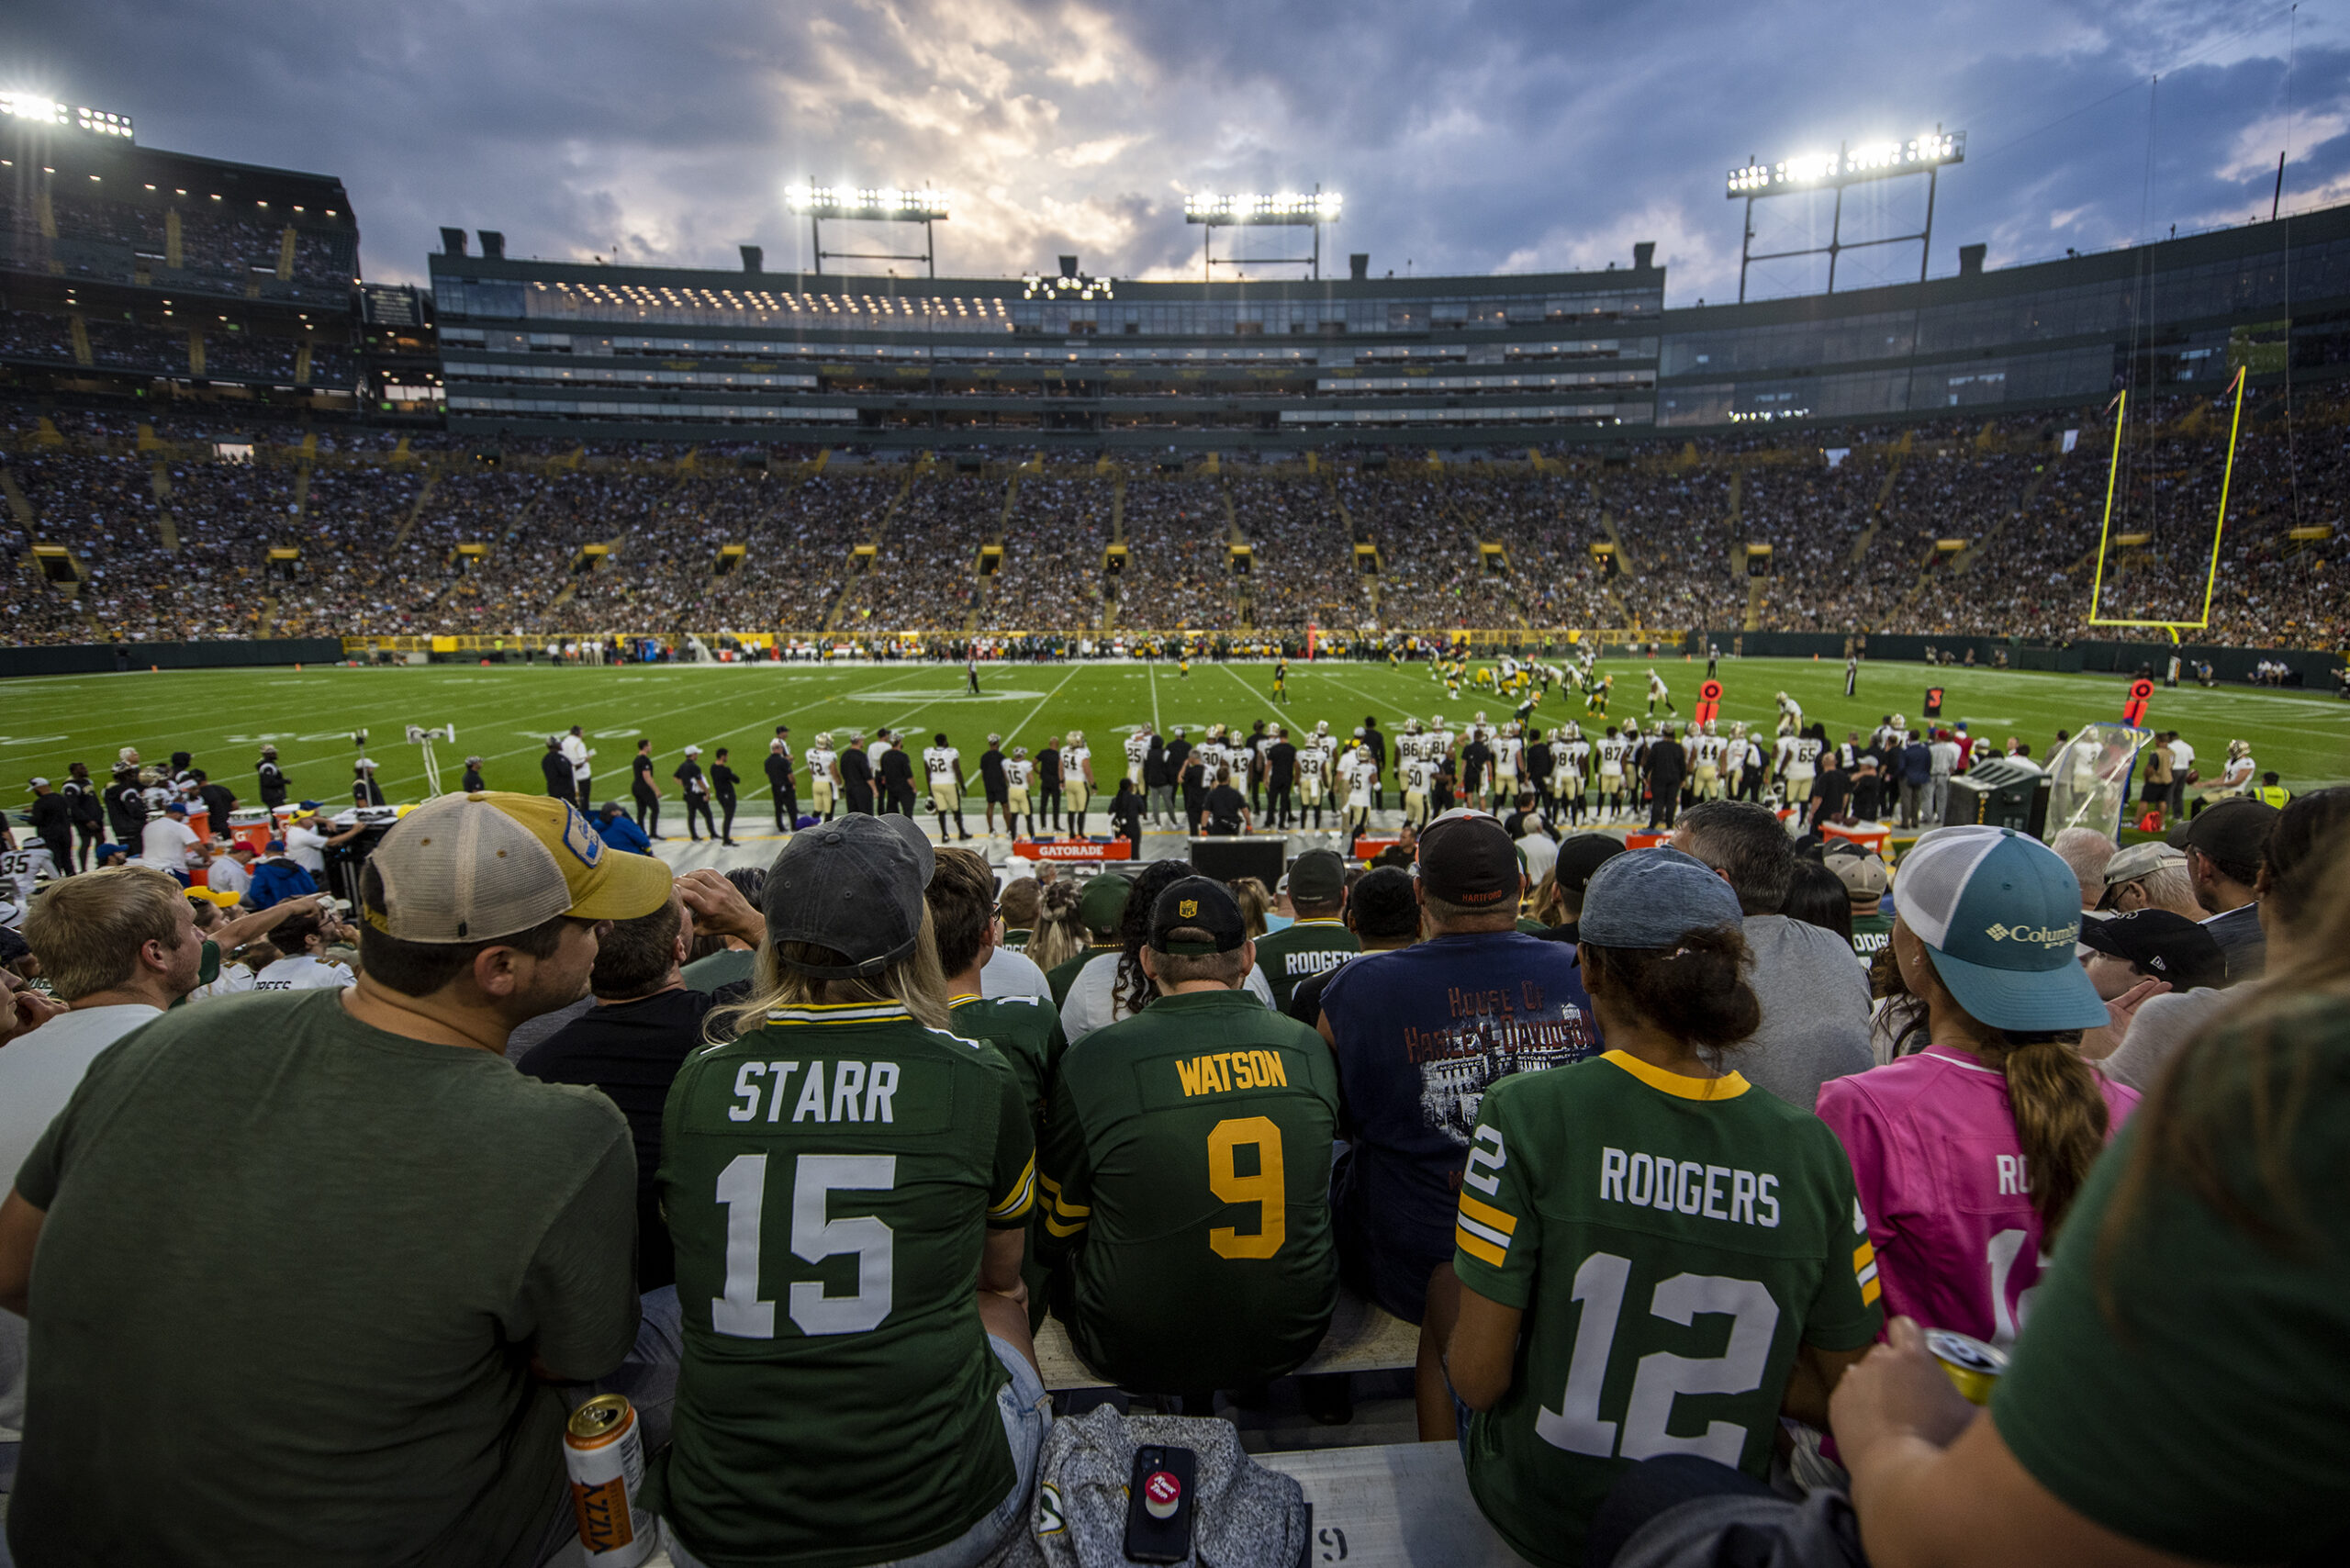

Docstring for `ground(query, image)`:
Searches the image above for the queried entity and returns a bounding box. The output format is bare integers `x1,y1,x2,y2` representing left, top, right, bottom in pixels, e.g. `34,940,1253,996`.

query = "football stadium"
4,29,2350,1568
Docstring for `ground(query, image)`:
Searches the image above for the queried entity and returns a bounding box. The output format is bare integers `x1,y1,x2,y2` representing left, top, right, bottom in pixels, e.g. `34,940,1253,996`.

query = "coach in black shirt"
520,888,715,1294
1644,726,1688,830
1461,732,1493,808
980,736,1010,834
1361,717,1388,809
1204,772,1249,835
839,734,876,815
541,736,575,801
766,733,797,832
104,767,145,845
877,730,917,816
1036,739,1064,831
1267,732,1298,828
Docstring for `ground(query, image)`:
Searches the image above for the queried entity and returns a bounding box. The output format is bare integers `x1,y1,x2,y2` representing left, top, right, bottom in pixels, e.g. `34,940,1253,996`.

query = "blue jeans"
666,1336,1049,1568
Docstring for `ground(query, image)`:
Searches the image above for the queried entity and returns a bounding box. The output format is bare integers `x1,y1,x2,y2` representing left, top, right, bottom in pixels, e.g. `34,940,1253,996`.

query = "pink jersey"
1816,1045,2139,1349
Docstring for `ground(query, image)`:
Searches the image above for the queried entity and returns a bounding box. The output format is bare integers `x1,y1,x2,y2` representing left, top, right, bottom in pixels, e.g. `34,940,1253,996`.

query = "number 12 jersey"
1452,1051,1881,1567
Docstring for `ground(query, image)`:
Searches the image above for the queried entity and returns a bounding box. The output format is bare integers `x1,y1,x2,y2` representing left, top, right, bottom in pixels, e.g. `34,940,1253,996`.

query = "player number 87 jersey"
1449,1055,1881,1567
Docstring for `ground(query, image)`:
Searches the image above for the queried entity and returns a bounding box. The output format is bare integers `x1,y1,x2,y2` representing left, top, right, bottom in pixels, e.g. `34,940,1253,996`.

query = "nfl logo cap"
764,812,934,979
364,791,671,943
1892,825,2108,1032
1149,876,1248,955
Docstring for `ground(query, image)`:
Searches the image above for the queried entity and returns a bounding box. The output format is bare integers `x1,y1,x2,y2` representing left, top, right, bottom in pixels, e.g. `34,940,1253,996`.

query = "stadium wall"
0,638,344,678
1699,632,2341,685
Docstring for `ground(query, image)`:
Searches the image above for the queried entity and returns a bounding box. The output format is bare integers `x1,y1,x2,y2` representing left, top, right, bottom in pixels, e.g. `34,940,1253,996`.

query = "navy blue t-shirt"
1317,932,1600,1322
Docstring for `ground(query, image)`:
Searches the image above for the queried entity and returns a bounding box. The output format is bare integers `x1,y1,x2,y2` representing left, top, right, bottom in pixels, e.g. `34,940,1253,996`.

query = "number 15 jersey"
1453,1051,1881,1568
655,1002,1036,1568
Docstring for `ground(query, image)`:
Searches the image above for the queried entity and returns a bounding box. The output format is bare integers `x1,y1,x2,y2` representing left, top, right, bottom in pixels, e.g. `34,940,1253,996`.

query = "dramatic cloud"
10,0,2345,301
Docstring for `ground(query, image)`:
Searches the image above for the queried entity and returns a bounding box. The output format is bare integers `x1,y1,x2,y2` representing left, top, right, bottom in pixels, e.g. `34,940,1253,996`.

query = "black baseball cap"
1418,812,1521,907
2076,909,2227,991
1553,833,1627,897
1148,876,1248,955
2165,797,2278,868
1286,848,1347,905
763,813,935,979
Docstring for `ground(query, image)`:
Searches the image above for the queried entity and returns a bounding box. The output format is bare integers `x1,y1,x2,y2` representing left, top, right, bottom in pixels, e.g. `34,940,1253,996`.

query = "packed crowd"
3,749,2342,1567
2,397,2342,645
0,185,355,290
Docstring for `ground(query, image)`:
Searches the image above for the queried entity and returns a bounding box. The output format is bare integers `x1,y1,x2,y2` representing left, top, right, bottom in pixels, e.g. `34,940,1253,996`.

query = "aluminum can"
565,1393,655,1567
1925,1328,2009,1406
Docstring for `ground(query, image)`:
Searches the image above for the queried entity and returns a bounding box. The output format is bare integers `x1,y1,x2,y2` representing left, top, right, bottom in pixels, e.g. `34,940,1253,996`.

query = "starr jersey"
654,1002,1036,1567
1454,1053,1882,1566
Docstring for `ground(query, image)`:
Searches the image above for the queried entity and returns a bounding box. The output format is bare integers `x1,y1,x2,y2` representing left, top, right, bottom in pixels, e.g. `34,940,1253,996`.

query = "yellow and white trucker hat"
364,791,671,943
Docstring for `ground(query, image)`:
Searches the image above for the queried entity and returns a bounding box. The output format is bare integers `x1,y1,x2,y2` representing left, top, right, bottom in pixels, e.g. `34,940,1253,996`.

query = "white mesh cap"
1889,825,2007,949
364,792,671,944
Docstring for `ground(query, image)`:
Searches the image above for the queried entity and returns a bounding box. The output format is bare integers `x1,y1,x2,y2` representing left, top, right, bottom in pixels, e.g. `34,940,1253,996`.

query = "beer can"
565,1393,656,1568
1925,1328,2008,1406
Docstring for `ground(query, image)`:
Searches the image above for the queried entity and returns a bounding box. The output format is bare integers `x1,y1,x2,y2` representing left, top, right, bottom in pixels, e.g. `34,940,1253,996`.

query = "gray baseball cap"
1580,846,1744,947
763,813,935,979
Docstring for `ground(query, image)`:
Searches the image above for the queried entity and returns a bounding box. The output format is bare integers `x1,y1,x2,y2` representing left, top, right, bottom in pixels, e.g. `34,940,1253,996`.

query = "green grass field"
4,656,2345,825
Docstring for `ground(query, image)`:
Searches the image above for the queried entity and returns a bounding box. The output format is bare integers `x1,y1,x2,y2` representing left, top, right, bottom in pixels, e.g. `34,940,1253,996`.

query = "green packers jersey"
1249,919,1360,1013
1453,1050,1881,1567
1849,912,1893,968
1040,989,1341,1394
949,992,1066,1122
652,1002,1037,1568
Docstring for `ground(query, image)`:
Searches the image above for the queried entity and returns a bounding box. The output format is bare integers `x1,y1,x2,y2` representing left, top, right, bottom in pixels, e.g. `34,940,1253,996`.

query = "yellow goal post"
2087,364,2246,644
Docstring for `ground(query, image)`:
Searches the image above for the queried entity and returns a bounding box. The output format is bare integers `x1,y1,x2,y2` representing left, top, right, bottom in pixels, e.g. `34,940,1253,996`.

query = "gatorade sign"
1695,678,1723,724
2122,678,2154,726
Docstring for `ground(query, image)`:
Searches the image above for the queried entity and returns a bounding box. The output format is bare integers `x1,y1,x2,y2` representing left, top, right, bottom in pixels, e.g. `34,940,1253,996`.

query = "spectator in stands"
1040,876,1338,1398
2168,797,2278,980
1062,860,1276,1040
2095,788,2350,1095
1252,849,1359,1014
2097,842,2200,919
1045,875,1127,1005
679,868,768,994
596,800,654,853
0,793,671,1565
1671,801,1872,1108
136,801,203,887
250,908,356,991
1818,826,2138,1358
1287,865,1419,1025
242,838,318,911
2079,909,2228,1002
1782,857,1855,949
1317,812,1599,1433
519,871,764,1294
2049,826,2117,915
1527,834,1625,947
206,840,256,902
655,812,1044,1568
1027,879,1089,980
997,876,1041,951
1829,846,1895,967
1439,846,1878,1567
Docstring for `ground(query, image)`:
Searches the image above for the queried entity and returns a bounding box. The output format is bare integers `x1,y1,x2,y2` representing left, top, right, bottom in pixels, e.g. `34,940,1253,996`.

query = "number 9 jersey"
1037,989,1342,1395
1451,1051,1881,1566
654,1000,1037,1565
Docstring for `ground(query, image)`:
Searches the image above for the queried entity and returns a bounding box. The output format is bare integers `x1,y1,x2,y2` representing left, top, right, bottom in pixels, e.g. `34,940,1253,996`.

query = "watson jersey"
1040,990,1341,1394
1815,1045,2138,1350
1251,919,1362,1013
1455,1053,1881,1566
654,1003,1036,1568
923,745,961,787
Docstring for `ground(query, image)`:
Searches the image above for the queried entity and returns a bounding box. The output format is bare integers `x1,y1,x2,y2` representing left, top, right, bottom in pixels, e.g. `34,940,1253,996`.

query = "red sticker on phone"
1144,1469,1182,1519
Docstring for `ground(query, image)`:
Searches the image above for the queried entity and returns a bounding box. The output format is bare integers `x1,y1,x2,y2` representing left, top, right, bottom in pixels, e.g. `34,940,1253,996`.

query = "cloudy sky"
12,0,2345,302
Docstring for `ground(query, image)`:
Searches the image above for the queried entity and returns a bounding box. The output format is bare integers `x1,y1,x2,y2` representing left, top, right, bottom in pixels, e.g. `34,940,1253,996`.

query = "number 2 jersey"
1038,989,1341,1394
654,1002,1037,1568
1453,1051,1881,1567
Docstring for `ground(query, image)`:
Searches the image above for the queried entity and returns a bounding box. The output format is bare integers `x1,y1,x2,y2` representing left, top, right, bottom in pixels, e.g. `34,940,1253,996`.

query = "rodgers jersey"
923,746,960,788
1454,1054,1881,1567
655,1003,1036,1566
1039,990,1341,1394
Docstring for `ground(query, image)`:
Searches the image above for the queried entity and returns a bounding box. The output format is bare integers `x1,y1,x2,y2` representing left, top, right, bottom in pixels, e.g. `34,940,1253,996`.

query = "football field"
3,655,2344,831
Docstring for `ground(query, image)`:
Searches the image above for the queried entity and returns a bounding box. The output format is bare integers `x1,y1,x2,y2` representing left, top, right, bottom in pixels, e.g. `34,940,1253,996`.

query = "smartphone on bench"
1124,1444,1197,1563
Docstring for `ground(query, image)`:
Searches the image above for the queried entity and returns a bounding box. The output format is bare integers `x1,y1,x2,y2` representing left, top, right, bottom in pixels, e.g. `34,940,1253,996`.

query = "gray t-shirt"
8,988,640,1568
1738,913,1874,1110
2099,984,2232,1095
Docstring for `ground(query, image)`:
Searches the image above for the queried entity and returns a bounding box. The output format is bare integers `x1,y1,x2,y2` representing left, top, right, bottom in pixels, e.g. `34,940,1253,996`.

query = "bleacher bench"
1034,1288,1420,1392
635,1442,1519,1568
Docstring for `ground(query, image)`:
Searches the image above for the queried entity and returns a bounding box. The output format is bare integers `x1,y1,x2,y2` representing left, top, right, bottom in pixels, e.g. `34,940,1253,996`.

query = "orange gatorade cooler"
229,808,274,855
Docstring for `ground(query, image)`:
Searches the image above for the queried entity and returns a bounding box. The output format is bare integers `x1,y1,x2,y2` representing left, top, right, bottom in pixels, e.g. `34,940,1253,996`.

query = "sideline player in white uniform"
1777,726,1823,820
1,834,59,928
1295,732,1329,831
1554,722,1591,825
1595,725,1630,820
1690,721,1725,801
1002,747,1035,840
1492,722,1523,805
1125,726,1151,787
806,734,840,821
923,733,968,842
1063,731,1095,834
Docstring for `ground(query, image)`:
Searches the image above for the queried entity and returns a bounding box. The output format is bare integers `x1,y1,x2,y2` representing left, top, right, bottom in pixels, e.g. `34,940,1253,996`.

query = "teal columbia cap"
1890,825,2109,1032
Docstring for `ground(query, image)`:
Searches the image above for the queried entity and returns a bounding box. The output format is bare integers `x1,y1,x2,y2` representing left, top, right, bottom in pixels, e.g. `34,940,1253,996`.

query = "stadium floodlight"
0,94,134,140
1725,132,1960,198
785,181,949,277
1724,129,1962,300
1022,272,1114,303
1183,185,1341,279
1183,190,1343,225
